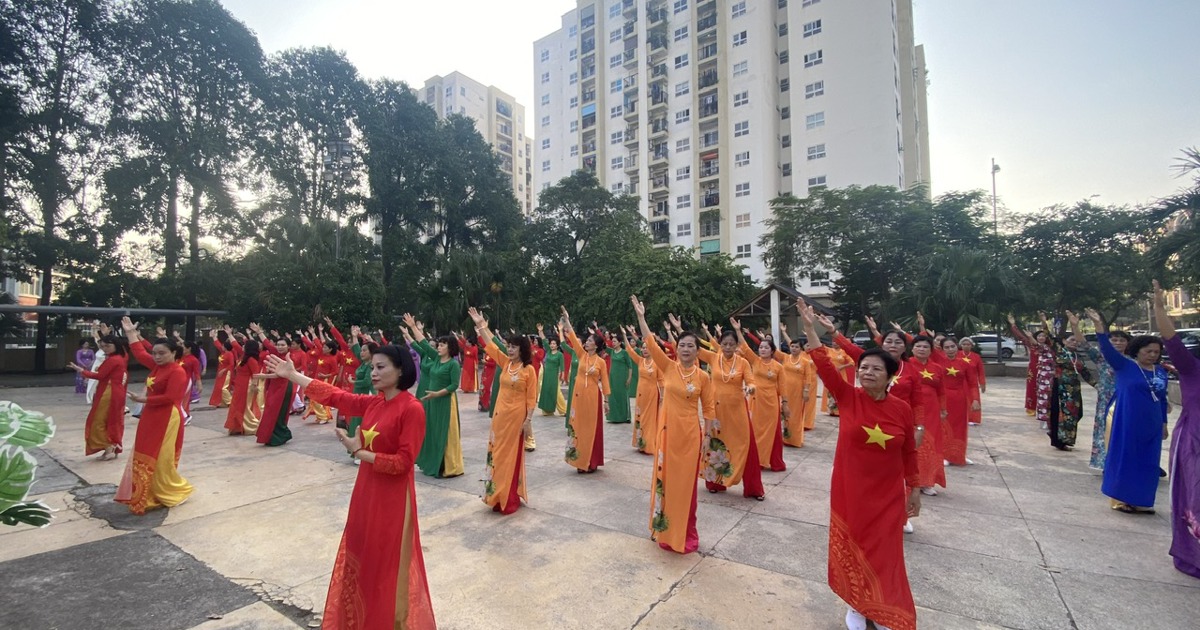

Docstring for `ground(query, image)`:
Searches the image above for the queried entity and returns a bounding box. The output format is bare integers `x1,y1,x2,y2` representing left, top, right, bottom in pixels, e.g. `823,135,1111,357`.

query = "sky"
219,0,1200,216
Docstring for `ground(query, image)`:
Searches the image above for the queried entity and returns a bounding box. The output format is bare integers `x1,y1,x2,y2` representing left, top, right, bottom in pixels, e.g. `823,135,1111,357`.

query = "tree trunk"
186,181,201,339
164,172,180,274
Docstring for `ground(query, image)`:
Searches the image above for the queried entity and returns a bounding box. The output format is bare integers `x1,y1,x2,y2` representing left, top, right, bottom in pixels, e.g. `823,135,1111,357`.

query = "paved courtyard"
1,375,1196,629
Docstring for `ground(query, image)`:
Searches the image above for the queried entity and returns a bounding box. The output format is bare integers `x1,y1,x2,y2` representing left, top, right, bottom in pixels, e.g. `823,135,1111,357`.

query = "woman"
938,338,979,465
225,339,262,436
208,331,235,408
254,336,295,447
536,324,566,416
820,344,856,417
1095,311,1168,514
180,340,203,421
626,332,662,455
733,318,786,472
264,345,436,629
909,335,947,495
775,330,814,448
1151,281,1200,579
561,307,611,473
800,306,921,630
115,317,194,515
303,339,341,423
696,328,764,500
1010,315,1056,430
957,337,987,426
404,314,465,479
1075,316,1128,470
1044,313,1090,451
74,340,95,394
67,335,127,460
479,351,497,412
459,334,479,393
346,338,379,441
469,307,536,514
607,338,634,424
632,295,716,554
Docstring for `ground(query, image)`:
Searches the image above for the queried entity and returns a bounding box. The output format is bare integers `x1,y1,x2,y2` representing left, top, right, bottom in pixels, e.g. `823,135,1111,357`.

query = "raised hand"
668,313,682,331
1153,279,1166,306
156,326,167,338
467,307,487,327
402,313,417,329
1065,310,1080,326
916,311,926,330
536,322,544,333
729,316,741,330
263,355,297,379
864,315,877,330
629,295,645,317
815,313,837,332
800,304,816,327
121,316,139,336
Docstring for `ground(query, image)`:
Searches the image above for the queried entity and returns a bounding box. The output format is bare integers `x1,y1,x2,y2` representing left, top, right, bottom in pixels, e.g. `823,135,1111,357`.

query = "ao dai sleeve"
700,374,716,420
372,400,425,476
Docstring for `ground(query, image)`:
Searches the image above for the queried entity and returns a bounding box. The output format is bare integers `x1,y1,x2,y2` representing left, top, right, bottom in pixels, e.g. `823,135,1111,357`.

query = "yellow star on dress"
891,375,902,386
145,375,156,389
946,367,960,376
961,356,972,363
360,424,381,451
317,358,326,366
919,369,934,380
863,423,895,449
345,357,354,365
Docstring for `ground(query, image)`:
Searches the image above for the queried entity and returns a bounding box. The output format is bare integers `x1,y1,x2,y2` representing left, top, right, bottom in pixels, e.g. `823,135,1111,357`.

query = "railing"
701,132,719,147
700,164,719,178
700,105,718,118
697,15,717,33
701,192,720,207
699,70,718,89
698,43,717,61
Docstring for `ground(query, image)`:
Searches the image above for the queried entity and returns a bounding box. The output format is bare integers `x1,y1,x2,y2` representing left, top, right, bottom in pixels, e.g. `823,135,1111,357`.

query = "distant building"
420,72,534,214
533,0,930,295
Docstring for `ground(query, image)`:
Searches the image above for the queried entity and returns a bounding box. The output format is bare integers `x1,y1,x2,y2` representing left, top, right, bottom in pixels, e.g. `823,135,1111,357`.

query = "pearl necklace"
677,362,699,395
506,362,523,383
717,352,739,383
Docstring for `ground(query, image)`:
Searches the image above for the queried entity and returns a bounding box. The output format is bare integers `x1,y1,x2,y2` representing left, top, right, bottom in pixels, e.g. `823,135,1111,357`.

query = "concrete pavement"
1,376,1197,629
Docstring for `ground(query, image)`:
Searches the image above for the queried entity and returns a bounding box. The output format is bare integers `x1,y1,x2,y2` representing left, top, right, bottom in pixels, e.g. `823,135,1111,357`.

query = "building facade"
533,0,929,290
420,72,534,214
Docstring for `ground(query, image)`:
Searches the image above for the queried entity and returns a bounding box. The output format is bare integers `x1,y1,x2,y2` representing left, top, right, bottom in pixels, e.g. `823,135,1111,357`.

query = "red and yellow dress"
812,346,919,630
698,347,763,498
940,354,978,465
629,341,662,454
181,353,201,417
480,337,537,514
304,380,436,630
208,344,234,407
564,331,610,472
304,351,340,422
479,354,497,411
646,335,715,554
962,350,986,424
909,357,947,489
116,342,194,514
820,346,856,415
225,356,262,434
740,341,786,471
775,348,815,447
460,340,479,393
80,353,127,455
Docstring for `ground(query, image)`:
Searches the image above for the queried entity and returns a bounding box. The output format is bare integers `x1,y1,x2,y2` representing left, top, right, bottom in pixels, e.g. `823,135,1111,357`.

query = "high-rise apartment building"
533,0,929,289
420,72,534,214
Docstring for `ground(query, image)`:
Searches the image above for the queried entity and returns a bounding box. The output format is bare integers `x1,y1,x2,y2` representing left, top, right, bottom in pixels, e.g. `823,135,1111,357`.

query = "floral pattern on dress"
702,421,733,483
1053,347,1089,447
564,418,578,462
650,476,669,532
1084,346,1117,469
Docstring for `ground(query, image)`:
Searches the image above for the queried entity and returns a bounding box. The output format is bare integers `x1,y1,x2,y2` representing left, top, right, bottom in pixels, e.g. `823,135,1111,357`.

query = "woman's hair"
98,334,127,357
719,330,738,344
375,343,418,390
505,333,533,365
1109,330,1132,342
79,339,91,349
217,329,230,345
757,336,776,353
185,340,202,357
677,331,700,347
361,341,380,355
323,339,339,354
940,336,959,350
1124,335,1162,359
240,339,261,366
436,335,461,358
153,336,184,360
588,331,607,354
859,347,901,378
911,334,935,350
547,335,560,349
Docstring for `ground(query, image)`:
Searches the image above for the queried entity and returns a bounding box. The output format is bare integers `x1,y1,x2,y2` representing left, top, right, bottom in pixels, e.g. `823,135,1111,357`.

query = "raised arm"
120,317,156,370
731,317,756,363
1152,280,1176,341
1007,313,1036,348
469,307,509,368
631,295,672,371
800,305,851,400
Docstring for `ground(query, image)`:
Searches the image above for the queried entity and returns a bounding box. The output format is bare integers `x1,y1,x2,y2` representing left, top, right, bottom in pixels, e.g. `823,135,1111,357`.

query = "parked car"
851,330,873,347
1178,329,1200,359
969,334,1017,359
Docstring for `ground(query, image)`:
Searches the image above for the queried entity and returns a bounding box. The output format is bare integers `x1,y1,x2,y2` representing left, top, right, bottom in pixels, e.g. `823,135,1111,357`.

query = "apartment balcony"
582,90,596,104
700,163,719,179
624,101,638,120
583,155,597,172
623,21,636,39
581,64,596,80
649,94,668,112
582,142,597,155
697,15,717,35
651,173,669,191
581,15,595,30
700,192,720,208
651,120,668,138
651,223,670,245
698,70,718,90
652,201,670,218
701,131,719,148
624,128,639,146
624,74,638,91
699,104,718,119
651,63,668,80
623,0,636,17
625,153,639,172
651,148,669,165
623,48,638,68
648,7,667,25
581,39,596,56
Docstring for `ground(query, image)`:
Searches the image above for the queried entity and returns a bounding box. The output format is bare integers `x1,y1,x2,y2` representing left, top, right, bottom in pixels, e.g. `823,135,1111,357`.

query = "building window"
677,222,692,237
541,72,550,84
674,26,689,41
610,78,623,93
779,0,788,7
541,49,550,62
569,72,578,85
675,81,690,96
610,3,620,17
733,61,748,77
676,109,691,124
782,162,792,176
570,48,578,61
676,137,691,152
803,19,822,37
782,134,791,147
542,160,551,171
570,120,578,132
611,131,623,144
780,78,790,92
676,166,691,180
610,28,621,43
677,194,692,208
805,80,825,99
732,1,746,18
807,143,826,160
779,50,789,64
673,0,687,14
542,139,551,149
570,144,579,156
541,94,550,105
733,31,747,47
781,106,791,119
735,244,752,259
810,271,830,287
802,0,821,6
804,50,824,67
612,156,624,169
735,213,751,228
734,91,749,107
612,182,626,193
675,54,689,69
735,151,750,167
807,175,827,191
779,23,788,36
541,115,550,127
569,25,578,37
570,96,579,108
735,182,750,197
610,54,622,68
734,121,749,137
610,105,623,117
806,111,825,129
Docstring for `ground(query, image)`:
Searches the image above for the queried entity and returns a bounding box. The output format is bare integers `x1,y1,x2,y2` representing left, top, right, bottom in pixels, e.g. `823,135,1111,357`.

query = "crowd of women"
62,282,1198,630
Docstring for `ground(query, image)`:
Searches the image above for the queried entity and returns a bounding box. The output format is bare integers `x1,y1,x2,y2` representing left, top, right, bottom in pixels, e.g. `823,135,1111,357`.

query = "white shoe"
1039,421,1047,431
903,519,914,534
845,608,868,630
921,487,938,496
943,459,950,466
184,415,192,426
966,458,976,465
968,422,980,426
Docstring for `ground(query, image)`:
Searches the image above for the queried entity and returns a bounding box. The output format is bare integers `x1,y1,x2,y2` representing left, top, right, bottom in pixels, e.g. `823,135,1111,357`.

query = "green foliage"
888,247,1029,336
1147,148,1200,292
0,401,57,528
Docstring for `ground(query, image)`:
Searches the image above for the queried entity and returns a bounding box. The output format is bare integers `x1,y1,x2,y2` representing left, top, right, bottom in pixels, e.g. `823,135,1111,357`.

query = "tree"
1148,147,1200,291
3,0,113,371
887,246,1028,335
1008,201,1156,324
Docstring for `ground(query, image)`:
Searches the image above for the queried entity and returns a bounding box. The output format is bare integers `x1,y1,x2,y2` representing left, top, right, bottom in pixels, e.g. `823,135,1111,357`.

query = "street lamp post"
323,126,354,259
991,158,1001,238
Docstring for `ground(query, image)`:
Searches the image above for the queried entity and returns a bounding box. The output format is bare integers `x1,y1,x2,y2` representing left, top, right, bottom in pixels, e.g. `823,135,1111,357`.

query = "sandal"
1113,504,1155,515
